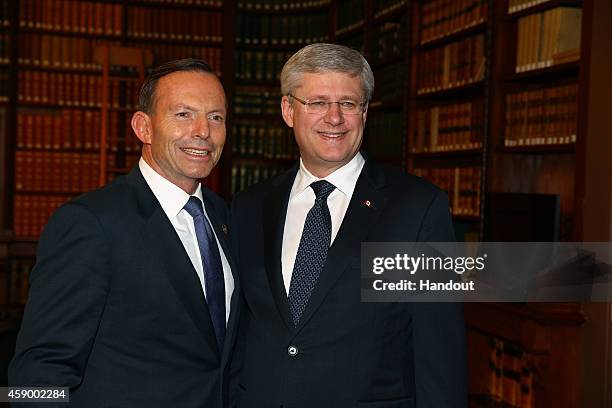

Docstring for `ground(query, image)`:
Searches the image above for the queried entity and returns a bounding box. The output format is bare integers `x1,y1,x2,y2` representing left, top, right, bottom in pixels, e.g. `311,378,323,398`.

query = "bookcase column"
576,0,612,407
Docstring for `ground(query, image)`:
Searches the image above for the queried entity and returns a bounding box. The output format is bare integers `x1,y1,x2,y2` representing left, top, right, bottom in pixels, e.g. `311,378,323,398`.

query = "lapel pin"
362,200,373,208
221,224,228,235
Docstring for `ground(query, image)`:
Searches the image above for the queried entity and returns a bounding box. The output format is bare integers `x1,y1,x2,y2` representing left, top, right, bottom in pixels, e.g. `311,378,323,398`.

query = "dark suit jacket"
9,166,240,408
230,158,467,408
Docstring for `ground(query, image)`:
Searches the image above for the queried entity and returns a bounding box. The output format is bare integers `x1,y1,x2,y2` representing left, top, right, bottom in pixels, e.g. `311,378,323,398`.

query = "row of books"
231,121,298,160
15,151,101,193
17,110,141,152
336,0,364,33
420,0,487,44
0,108,5,148
130,42,222,75
516,7,582,73
417,34,486,94
368,19,407,65
2,258,35,304
19,0,123,36
413,166,481,217
0,33,9,64
18,71,140,109
0,71,9,102
0,0,8,28
364,111,403,159
17,34,119,70
412,100,485,153
373,63,406,103
15,150,140,192
126,7,223,42
13,195,72,239
235,50,291,82
338,32,365,54
237,0,329,10
488,338,533,408
374,0,408,19
236,13,329,46
504,83,578,147
138,0,222,6
231,163,290,195
235,86,280,116
508,0,553,15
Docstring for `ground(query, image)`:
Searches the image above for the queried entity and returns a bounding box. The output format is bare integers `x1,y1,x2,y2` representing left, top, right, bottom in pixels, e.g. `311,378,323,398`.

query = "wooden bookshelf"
1,0,611,404
331,0,409,171
407,0,490,226
228,1,333,196
0,0,228,306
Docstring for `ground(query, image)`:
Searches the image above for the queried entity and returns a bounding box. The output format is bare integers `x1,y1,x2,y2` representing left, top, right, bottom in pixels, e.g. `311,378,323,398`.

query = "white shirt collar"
139,157,203,220
292,152,365,199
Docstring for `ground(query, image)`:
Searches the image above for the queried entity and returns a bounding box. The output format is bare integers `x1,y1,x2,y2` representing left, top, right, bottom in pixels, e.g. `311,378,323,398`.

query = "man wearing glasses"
230,43,467,408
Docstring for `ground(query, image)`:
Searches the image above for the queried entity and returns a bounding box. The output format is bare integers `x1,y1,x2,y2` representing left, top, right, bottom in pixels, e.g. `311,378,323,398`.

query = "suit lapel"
127,168,220,359
263,166,298,331
293,160,388,334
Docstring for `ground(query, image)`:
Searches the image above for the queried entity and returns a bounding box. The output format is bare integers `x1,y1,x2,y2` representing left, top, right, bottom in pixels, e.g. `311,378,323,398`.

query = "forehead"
154,71,226,108
296,71,363,98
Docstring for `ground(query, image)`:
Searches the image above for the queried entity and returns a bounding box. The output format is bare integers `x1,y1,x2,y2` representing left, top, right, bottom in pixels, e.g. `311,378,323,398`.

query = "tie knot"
184,196,204,218
310,180,335,200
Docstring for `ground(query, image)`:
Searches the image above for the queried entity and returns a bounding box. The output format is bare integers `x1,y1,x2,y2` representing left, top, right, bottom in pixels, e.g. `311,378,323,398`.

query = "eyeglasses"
288,94,366,115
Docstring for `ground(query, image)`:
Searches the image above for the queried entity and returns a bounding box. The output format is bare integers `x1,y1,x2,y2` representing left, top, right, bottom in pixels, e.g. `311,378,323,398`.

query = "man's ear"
362,104,368,126
131,111,152,144
281,96,295,128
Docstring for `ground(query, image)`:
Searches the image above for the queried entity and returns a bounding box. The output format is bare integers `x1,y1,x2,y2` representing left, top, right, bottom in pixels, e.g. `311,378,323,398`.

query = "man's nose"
193,116,210,138
324,103,344,125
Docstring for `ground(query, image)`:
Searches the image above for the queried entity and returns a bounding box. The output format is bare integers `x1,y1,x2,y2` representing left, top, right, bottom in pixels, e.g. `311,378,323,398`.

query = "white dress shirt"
281,152,366,294
139,158,234,324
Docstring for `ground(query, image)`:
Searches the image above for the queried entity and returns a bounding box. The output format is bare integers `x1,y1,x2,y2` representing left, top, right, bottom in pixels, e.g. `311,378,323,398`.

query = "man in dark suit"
230,44,467,408
9,59,239,407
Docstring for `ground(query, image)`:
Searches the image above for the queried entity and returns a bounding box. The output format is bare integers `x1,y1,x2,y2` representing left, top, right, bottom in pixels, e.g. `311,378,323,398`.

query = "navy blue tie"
288,180,336,326
184,196,226,351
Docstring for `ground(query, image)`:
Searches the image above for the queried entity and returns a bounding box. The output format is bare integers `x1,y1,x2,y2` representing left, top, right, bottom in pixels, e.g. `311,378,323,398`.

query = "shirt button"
287,346,299,357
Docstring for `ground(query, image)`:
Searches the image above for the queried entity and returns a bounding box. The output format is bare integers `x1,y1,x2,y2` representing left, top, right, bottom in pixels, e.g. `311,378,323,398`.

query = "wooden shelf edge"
452,214,480,222
130,0,223,11
415,81,485,99
335,21,365,40
373,1,409,23
235,41,326,51
507,0,582,19
237,1,329,15
18,27,122,40
465,302,585,330
504,61,580,82
409,148,484,158
417,20,487,51
499,143,576,154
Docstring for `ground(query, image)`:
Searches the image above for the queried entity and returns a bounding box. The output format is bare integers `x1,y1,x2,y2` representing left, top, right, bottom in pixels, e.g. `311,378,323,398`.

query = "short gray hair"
280,43,375,103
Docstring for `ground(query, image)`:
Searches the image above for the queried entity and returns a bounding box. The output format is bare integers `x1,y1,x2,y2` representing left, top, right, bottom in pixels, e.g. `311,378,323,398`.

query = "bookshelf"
330,0,410,169
487,0,583,243
227,1,331,196
407,0,490,240
0,0,229,306
0,0,610,404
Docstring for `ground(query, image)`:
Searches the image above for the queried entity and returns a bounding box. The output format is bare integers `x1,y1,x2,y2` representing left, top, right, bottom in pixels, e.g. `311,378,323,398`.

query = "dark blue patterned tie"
184,196,226,351
288,180,336,326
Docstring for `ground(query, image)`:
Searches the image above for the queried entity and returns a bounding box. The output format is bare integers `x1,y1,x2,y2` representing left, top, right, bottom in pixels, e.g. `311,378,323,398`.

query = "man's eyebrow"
172,104,196,111
303,94,361,100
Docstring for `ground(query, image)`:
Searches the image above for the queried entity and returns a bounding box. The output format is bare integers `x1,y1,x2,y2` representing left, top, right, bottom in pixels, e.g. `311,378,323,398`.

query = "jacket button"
287,346,298,357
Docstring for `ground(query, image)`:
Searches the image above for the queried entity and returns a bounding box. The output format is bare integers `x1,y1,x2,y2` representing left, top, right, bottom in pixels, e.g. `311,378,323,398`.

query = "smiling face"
281,71,367,178
132,71,227,194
